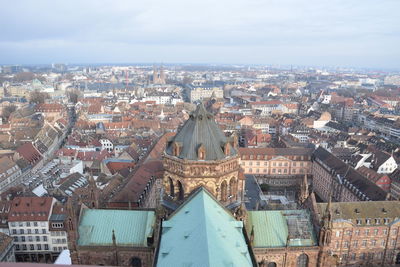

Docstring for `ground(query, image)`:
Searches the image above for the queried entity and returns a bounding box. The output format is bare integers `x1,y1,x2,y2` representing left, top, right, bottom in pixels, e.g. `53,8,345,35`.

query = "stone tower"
163,103,244,205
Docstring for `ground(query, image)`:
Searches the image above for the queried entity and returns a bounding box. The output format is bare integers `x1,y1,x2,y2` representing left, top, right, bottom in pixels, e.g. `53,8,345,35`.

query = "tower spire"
299,174,309,204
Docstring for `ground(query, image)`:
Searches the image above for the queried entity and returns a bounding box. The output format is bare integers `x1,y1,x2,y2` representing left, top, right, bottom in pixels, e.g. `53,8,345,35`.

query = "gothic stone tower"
163,103,244,205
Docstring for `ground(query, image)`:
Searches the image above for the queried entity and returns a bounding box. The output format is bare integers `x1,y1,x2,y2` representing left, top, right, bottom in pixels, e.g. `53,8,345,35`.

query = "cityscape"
1,1,400,267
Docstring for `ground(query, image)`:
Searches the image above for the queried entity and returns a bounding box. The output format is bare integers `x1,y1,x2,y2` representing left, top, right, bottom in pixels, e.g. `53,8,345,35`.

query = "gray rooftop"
166,104,237,161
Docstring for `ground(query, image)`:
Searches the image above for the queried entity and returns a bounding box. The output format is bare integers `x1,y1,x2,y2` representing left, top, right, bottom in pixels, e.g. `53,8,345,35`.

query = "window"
28,236,33,242
366,219,371,225
15,245,20,251
393,229,397,235
37,244,41,250
14,237,18,242
392,239,396,246
344,241,349,248
353,241,358,248
356,219,362,225
375,219,381,225
35,229,39,234
346,230,351,236
12,229,16,235
374,229,379,235
359,253,366,260
362,240,367,247
42,229,46,234
26,222,30,227
21,236,25,242
336,231,341,237
27,229,31,234
383,229,388,235
43,236,47,241
19,229,24,234
30,244,34,250
44,244,49,250
351,253,356,260
36,236,40,242
371,240,376,246
355,230,360,236
34,222,38,227
365,229,370,236
381,240,386,246
22,245,27,251
10,222,16,227
335,241,340,249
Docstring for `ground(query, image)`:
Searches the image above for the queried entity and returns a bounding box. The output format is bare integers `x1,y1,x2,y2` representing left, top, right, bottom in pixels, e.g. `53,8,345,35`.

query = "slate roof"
156,187,253,267
313,147,387,201
166,103,236,161
316,201,400,225
77,209,155,247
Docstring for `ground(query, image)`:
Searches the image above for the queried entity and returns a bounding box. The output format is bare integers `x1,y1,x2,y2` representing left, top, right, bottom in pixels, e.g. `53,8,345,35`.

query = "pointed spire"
250,225,255,245
326,195,332,215
112,229,116,246
299,174,309,204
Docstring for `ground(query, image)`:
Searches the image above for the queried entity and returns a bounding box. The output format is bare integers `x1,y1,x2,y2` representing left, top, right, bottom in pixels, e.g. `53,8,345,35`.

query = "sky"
1,0,399,69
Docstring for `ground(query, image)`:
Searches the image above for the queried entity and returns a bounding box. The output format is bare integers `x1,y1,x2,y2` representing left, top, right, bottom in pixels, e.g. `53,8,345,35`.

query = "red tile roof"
9,197,54,222
16,142,42,165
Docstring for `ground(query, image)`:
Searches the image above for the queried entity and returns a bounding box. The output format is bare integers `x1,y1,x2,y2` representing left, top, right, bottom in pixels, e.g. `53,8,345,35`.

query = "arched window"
267,263,277,267
297,253,308,267
130,257,141,267
221,180,228,201
177,180,184,201
168,177,174,197
229,178,237,198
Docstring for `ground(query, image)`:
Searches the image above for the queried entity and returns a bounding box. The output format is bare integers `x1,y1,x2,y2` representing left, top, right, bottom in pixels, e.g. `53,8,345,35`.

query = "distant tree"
182,75,193,84
13,72,35,82
29,90,49,104
67,90,79,103
2,104,17,122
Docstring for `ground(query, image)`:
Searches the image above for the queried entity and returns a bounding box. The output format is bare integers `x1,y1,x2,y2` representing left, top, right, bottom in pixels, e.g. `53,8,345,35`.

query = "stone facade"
163,153,244,203
256,247,320,267
73,247,153,267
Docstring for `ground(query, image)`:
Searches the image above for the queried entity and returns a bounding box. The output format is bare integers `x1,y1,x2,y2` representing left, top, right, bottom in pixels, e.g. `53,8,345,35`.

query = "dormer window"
198,144,206,160
173,142,181,157
224,143,230,156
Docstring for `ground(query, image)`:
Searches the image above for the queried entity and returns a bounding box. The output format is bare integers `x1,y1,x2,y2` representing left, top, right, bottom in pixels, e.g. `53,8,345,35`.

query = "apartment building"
8,197,68,262
0,157,22,194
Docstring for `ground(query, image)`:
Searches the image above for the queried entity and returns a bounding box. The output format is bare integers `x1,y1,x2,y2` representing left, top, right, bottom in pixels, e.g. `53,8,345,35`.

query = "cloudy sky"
1,0,399,68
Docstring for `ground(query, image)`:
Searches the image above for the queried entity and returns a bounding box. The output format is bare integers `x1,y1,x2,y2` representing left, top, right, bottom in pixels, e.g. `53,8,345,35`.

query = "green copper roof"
77,209,155,247
166,103,237,160
157,188,253,267
247,210,317,248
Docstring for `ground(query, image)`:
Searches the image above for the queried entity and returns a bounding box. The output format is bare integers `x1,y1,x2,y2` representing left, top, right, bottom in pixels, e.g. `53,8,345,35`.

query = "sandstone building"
162,103,244,205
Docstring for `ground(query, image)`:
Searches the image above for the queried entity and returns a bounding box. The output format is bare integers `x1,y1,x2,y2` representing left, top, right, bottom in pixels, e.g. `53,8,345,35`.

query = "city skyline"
1,0,399,69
